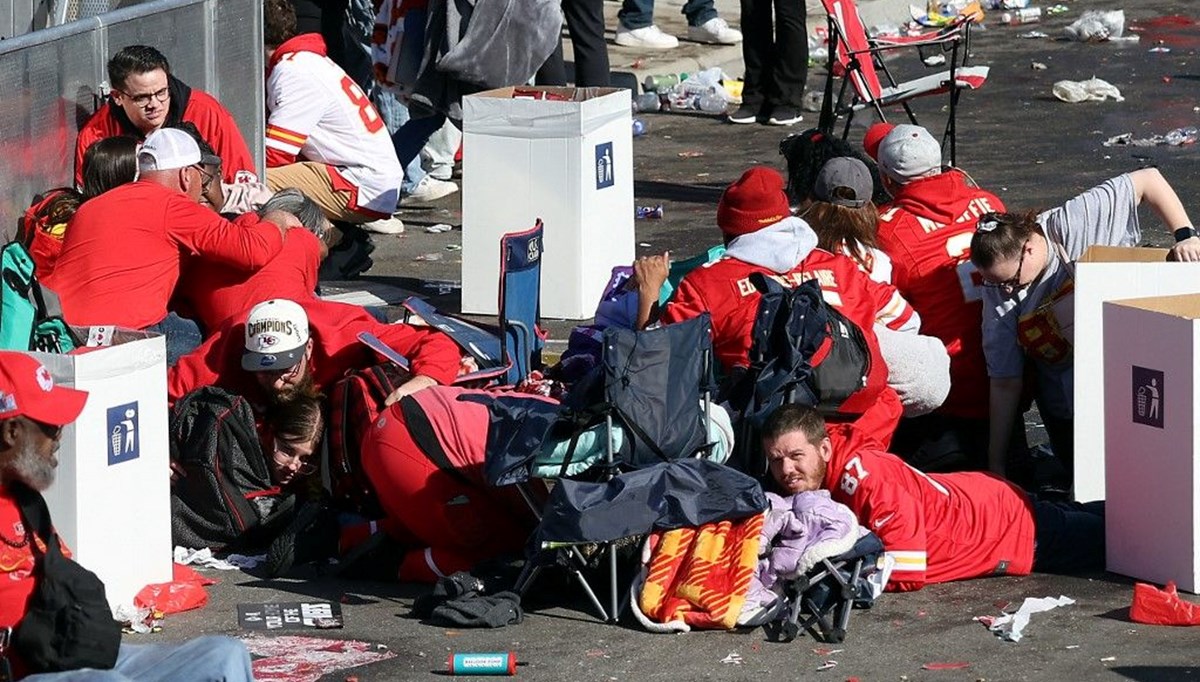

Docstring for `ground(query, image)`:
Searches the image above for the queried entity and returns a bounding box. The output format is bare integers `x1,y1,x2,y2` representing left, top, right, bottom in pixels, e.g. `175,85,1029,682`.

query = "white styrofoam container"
462,86,635,320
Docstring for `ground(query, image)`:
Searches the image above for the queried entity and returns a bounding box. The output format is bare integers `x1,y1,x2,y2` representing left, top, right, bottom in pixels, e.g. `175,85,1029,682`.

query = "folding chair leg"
901,101,919,125
608,544,620,623
574,571,611,621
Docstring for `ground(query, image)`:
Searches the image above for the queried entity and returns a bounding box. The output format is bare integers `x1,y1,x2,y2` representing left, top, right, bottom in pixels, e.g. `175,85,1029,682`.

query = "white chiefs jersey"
266,43,402,217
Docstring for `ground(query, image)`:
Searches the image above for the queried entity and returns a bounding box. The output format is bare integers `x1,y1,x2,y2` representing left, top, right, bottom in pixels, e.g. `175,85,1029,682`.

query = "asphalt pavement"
153,1,1200,680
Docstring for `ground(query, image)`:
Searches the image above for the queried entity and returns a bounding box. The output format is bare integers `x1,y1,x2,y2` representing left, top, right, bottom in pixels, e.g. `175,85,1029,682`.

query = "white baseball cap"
877,124,943,183
137,128,202,173
241,299,311,372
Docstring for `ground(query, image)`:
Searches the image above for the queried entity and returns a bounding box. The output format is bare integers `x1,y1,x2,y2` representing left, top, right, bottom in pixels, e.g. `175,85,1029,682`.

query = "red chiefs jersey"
825,423,1035,591
876,170,1004,419
664,248,915,445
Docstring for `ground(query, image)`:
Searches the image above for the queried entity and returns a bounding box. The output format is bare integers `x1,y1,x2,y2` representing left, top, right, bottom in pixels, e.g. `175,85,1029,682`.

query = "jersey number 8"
340,76,384,134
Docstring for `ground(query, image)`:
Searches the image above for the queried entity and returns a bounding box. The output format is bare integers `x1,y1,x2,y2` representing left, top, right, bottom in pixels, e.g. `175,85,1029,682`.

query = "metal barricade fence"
0,0,264,238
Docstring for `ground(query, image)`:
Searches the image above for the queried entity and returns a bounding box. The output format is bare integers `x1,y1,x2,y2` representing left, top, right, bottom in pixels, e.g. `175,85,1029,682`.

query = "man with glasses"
46,129,301,366
74,45,257,187
0,351,257,681
969,168,1200,484
863,123,1006,473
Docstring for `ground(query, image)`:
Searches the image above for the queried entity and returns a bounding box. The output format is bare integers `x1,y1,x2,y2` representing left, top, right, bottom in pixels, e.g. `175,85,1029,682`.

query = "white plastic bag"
1063,10,1125,42
1052,78,1124,103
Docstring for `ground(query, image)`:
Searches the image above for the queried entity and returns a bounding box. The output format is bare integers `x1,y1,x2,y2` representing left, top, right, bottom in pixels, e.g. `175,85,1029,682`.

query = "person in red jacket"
74,45,256,186
47,128,298,365
644,166,919,446
760,403,1104,591
168,298,460,410
866,123,1007,471
174,188,330,335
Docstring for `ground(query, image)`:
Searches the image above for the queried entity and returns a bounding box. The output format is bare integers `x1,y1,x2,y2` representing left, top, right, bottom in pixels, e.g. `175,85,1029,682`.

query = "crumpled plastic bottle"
1164,127,1199,146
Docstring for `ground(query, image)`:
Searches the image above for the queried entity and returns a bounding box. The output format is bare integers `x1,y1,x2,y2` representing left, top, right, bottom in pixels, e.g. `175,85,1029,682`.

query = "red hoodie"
876,170,1005,420
824,423,1035,591
168,299,460,406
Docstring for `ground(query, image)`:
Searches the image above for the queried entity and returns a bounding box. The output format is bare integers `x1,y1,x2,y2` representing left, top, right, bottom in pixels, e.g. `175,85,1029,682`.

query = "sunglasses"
27,418,62,440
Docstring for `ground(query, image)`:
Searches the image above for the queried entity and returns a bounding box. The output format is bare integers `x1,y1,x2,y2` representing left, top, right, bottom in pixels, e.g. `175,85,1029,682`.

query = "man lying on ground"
761,403,1104,591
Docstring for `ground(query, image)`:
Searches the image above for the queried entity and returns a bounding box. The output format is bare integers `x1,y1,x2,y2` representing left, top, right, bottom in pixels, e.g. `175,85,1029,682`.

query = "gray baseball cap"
813,157,873,209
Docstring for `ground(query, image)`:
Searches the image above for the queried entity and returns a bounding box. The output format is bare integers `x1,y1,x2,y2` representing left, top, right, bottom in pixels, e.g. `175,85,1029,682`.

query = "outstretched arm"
1130,168,1200,261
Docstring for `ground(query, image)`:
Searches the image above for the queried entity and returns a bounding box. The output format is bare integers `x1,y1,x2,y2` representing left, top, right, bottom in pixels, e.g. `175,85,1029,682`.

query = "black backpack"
728,275,871,476
10,482,121,673
169,387,294,550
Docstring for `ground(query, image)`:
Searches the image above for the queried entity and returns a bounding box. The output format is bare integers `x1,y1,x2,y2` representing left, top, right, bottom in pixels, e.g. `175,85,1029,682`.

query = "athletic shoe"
401,176,459,206
615,24,679,49
728,103,761,124
767,107,804,126
265,502,341,578
361,215,406,235
319,223,375,280
687,17,743,45
336,530,406,581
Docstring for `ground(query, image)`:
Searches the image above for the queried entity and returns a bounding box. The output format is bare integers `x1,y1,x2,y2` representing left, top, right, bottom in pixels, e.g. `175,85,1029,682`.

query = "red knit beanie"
717,166,791,238
863,122,896,161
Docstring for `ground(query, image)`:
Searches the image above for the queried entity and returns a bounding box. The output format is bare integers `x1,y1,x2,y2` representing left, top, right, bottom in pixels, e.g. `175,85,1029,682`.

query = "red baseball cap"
0,352,88,426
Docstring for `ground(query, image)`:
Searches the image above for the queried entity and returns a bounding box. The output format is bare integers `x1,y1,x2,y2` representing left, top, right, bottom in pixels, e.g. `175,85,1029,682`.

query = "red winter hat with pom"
717,166,792,238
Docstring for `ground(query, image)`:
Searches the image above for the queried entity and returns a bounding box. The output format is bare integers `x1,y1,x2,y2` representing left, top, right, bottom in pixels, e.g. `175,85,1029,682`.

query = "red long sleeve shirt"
46,182,285,329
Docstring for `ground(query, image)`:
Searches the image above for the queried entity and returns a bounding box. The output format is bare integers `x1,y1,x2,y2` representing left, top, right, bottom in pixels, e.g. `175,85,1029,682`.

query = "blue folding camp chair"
401,220,545,386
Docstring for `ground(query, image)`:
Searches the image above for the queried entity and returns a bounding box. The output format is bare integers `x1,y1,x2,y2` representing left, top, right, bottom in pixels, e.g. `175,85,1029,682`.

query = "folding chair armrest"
865,33,963,52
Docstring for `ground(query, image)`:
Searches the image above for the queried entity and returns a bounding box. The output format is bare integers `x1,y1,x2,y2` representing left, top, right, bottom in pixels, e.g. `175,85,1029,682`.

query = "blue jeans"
373,87,427,195
23,636,253,682
146,312,202,367
1032,499,1105,574
618,0,718,29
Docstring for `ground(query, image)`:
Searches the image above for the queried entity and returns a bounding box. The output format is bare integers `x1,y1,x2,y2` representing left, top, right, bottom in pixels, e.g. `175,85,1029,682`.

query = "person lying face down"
760,403,1104,592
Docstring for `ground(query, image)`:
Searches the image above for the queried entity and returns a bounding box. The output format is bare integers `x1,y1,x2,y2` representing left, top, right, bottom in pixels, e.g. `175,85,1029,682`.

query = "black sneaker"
727,103,761,124
319,223,375,280
767,107,804,126
265,502,341,578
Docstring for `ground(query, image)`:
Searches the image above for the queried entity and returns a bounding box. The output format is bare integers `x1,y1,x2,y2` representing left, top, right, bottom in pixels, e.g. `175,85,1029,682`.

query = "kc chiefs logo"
258,334,279,348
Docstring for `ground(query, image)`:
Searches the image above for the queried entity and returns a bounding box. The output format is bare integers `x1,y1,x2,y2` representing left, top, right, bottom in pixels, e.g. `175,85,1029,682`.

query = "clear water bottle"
1165,127,1198,146
632,118,648,137
633,92,662,113
697,95,729,114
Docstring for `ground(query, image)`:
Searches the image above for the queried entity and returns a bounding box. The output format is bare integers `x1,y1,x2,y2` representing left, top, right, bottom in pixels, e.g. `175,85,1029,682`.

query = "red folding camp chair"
817,0,989,165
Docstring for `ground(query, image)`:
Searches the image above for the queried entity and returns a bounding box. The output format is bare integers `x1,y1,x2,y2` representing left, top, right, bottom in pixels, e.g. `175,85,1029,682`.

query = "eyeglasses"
118,86,169,108
192,165,217,192
982,239,1030,294
271,446,316,476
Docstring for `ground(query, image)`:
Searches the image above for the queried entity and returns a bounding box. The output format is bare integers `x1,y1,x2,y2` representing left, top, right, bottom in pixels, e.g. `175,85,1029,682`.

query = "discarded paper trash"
1052,78,1123,103
975,595,1075,642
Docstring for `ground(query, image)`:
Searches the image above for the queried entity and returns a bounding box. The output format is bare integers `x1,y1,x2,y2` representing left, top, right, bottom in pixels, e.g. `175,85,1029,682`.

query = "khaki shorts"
266,162,379,224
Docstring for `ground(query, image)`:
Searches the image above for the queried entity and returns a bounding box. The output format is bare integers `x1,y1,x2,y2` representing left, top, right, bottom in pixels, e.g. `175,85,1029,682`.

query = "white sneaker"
401,176,459,206
687,17,743,45
361,215,405,235
615,24,679,49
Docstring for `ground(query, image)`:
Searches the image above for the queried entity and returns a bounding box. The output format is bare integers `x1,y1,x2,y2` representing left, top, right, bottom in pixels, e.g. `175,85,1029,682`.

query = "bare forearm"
988,377,1024,475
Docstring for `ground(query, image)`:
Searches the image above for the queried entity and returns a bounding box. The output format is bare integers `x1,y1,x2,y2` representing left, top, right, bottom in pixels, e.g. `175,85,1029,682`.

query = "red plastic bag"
134,563,216,614
1129,581,1200,626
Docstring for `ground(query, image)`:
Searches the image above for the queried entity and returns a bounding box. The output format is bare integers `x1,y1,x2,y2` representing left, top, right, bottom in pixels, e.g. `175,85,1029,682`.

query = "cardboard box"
1103,294,1200,591
462,86,635,319
1073,246,1200,502
32,329,172,608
